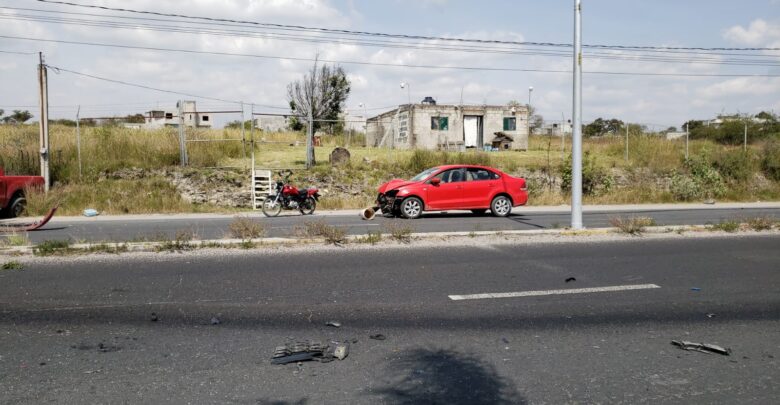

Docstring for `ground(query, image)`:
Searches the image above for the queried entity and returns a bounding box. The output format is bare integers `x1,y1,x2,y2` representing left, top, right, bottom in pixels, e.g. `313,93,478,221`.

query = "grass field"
1,124,778,215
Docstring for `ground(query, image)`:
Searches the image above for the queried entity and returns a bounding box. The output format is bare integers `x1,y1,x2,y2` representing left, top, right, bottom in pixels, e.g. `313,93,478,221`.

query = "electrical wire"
33,0,780,51
6,36,778,77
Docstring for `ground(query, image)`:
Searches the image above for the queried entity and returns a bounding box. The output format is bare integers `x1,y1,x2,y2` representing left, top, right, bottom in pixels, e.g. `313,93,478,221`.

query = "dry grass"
296,220,347,245
747,216,777,231
384,221,414,243
609,216,656,235
228,215,266,239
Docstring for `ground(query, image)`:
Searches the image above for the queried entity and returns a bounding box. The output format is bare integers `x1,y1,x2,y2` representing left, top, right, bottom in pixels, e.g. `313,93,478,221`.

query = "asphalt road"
9,206,780,244
1,235,779,403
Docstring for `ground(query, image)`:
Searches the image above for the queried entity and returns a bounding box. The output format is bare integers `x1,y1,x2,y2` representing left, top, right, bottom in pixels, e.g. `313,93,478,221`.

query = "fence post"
306,110,314,169
76,105,82,179
177,100,188,166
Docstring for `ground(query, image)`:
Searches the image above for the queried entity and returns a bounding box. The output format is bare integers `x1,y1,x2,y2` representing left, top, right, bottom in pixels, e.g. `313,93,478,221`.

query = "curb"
2,224,771,257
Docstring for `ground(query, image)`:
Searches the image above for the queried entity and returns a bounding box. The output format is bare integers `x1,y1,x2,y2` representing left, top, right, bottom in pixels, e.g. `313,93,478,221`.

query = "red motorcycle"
261,172,321,217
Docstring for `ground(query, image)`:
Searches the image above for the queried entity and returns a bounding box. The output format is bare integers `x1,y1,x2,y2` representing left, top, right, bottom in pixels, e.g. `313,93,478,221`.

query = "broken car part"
671,340,731,356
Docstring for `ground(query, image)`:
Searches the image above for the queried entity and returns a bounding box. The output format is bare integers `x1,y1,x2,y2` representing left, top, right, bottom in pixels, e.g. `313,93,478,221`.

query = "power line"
33,0,780,52
0,49,36,55
44,64,290,109
3,11,778,67
6,36,779,78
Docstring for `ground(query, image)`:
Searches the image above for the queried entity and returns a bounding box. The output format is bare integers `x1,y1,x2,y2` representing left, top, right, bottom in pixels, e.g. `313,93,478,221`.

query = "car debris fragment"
325,321,341,328
271,340,349,365
210,317,221,325
671,340,731,355
369,334,386,341
565,277,576,283
149,313,159,322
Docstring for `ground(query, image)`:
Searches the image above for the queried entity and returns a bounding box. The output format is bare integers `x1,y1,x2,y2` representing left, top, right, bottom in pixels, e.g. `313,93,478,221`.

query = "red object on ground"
376,165,528,219
0,205,58,231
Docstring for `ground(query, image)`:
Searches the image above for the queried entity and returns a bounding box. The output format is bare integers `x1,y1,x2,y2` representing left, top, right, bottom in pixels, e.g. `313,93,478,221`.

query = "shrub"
747,216,776,231
560,152,614,196
1,261,23,270
670,156,725,201
33,240,71,256
610,216,656,235
710,219,740,233
228,216,265,239
300,220,347,245
713,149,755,181
384,221,413,243
762,140,780,181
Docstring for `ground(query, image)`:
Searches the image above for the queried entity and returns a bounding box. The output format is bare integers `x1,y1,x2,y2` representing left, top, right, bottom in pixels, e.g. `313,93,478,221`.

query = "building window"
503,117,516,131
431,116,449,131
202,115,210,122
165,113,173,119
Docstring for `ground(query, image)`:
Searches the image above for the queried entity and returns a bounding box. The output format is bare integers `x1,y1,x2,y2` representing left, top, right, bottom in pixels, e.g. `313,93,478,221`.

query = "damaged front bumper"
377,191,401,214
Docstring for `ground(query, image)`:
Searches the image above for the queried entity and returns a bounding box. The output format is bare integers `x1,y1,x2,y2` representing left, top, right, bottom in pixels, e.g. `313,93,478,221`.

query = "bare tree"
287,57,350,168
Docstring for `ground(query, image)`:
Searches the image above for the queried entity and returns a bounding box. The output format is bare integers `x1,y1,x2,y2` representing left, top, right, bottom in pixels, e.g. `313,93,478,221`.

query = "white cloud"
723,19,780,47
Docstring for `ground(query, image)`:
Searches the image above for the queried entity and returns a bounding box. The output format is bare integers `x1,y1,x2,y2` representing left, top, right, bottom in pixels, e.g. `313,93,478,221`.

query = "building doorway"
463,115,483,148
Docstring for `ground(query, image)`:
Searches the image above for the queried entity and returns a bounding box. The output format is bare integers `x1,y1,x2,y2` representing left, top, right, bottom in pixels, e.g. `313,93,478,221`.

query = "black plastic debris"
706,313,716,318
210,317,221,325
150,313,159,322
272,340,348,365
369,334,387,341
565,277,576,283
671,340,731,356
325,321,341,328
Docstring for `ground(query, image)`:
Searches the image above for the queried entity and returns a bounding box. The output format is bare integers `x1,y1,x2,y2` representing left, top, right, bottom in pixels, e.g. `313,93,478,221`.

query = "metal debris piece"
565,277,576,283
671,340,731,356
210,317,221,325
706,313,716,318
150,313,159,322
325,321,341,328
369,334,386,341
272,340,332,365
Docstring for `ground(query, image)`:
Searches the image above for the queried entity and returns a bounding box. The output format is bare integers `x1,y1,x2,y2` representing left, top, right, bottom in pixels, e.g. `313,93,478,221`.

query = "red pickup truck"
0,167,44,218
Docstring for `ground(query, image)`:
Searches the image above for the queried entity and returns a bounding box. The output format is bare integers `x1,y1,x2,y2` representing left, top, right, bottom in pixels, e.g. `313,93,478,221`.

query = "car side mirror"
430,178,441,186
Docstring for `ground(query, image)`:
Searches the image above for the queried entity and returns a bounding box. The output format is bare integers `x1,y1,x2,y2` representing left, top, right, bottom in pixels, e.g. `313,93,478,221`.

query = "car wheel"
8,196,26,218
400,197,423,219
470,209,487,215
490,195,512,217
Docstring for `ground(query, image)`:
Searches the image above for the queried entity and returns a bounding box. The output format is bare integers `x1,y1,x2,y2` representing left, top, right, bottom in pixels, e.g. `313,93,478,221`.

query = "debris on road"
706,313,716,318
691,287,701,292
325,321,341,328
671,340,731,355
272,340,349,365
83,208,99,217
210,317,221,325
565,277,576,283
369,334,386,341
150,313,159,322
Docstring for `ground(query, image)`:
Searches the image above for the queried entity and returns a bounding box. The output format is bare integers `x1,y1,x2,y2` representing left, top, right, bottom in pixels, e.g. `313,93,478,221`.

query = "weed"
710,219,740,233
355,231,382,245
384,221,413,244
1,261,23,270
239,240,256,249
156,230,196,252
0,232,29,247
84,244,129,255
747,216,776,231
609,216,656,235
300,220,348,245
551,222,562,229
228,216,266,239
33,240,72,256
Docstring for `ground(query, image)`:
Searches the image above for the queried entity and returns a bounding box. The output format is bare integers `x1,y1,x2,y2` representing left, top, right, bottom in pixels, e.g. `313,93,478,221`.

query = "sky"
0,0,779,129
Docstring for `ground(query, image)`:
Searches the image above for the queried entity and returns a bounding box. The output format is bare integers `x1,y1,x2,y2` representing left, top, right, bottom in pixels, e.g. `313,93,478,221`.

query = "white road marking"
448,283,661,301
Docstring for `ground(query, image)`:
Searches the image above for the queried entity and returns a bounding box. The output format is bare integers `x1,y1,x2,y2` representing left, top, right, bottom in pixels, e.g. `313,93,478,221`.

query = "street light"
571,0,583,230
400,82,411,105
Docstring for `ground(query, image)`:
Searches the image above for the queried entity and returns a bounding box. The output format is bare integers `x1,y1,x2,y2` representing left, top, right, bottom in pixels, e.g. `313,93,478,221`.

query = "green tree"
8,110,32,124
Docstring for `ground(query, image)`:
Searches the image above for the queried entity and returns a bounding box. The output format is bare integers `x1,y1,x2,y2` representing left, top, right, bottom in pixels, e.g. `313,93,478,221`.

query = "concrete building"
134,101,212,129
253,114,290,132
366,98,529,151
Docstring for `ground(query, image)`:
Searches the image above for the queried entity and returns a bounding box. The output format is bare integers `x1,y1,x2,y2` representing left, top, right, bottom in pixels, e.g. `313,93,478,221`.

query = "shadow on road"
373,348,526,405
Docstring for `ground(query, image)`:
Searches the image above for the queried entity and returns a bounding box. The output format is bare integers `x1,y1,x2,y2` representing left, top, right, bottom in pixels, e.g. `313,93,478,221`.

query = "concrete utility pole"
625,122,629,162
571,0,583,229
306,109,314,169
240,102,246,158
76,105,82,179
37,52,50,192
177,100,188,166
744,121,748,152
685,122,689,159
528,86,534,137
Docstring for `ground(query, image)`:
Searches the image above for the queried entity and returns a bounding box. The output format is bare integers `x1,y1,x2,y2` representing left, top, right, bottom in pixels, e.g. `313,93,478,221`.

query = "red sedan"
376,165,528,219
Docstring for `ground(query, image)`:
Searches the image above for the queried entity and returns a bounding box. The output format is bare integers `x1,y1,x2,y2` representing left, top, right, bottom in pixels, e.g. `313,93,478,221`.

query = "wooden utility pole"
37,52,50,192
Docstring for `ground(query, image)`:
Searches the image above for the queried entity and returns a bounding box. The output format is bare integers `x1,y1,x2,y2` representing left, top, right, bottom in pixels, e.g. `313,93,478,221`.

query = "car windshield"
410,167,440,182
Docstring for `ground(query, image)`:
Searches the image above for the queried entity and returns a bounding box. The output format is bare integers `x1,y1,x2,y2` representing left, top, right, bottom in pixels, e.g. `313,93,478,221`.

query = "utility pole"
571,0,583,230
240,101,246,158
685,122,689,159
624,122,629,162
76,105,82,179
177,100,188,166
37,52,50,192
306,109,314,169
528,86,534,137
744,121,747,152
561,113,566,161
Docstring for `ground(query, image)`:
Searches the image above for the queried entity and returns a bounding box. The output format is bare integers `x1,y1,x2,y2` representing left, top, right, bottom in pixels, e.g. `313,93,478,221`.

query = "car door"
425,168,465,209
0,177,6,209
462,168,501,207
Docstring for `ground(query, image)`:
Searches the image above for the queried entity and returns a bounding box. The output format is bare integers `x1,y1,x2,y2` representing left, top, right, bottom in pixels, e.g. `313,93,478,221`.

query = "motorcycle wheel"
299,196,316,215
261,197,283,217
